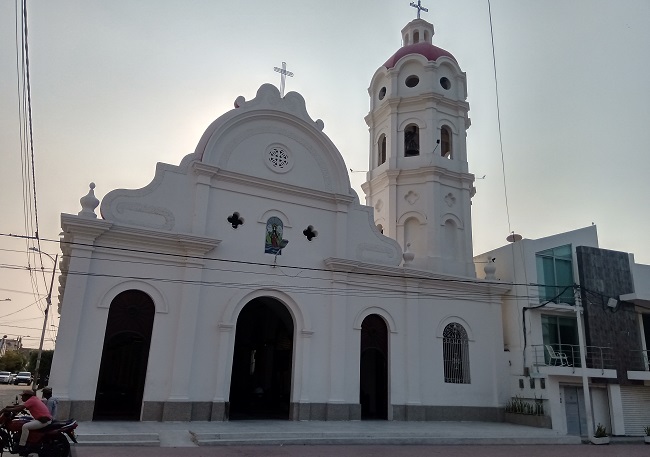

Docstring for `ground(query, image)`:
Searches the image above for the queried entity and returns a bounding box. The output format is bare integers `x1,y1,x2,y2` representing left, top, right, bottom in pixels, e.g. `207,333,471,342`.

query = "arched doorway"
93,290,155,420
228,297,294,420
360,314,388,419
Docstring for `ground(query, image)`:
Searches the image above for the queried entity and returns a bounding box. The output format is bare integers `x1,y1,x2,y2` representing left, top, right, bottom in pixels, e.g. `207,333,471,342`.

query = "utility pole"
29,247,57,391
575,285,594,438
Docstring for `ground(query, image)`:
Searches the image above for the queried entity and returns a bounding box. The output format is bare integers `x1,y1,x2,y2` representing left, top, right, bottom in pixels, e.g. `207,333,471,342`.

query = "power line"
0,232,555,291
0,261,563,305
487,0,513,235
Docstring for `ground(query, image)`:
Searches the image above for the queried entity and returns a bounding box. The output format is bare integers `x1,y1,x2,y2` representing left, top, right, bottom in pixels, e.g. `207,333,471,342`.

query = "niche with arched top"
404,216,424,256
442,219,459,260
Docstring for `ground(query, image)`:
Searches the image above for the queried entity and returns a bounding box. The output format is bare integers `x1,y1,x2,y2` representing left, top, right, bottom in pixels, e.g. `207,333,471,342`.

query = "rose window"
268,147,289,169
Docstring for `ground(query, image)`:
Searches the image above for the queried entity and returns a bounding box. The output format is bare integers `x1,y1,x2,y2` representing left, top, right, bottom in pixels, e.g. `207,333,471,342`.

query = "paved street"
0,382,34,406
71,444,650,457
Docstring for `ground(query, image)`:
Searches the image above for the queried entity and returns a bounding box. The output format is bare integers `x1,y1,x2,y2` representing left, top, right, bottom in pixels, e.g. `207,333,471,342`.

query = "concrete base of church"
59,400,95,421
290,403,362,421
143,401,223,421
59,400,504,423
391,405,504,422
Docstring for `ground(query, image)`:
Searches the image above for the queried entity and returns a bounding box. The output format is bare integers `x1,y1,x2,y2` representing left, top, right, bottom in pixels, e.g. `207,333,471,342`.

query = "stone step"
75,432,160,446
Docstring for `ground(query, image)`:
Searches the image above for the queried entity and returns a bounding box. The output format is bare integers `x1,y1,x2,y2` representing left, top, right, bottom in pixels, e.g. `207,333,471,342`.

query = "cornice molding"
323,257,511,296
212,168,356,207
61,214,112,241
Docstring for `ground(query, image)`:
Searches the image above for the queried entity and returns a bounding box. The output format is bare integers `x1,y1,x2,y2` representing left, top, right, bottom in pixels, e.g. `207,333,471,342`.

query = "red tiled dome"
383,42,456,69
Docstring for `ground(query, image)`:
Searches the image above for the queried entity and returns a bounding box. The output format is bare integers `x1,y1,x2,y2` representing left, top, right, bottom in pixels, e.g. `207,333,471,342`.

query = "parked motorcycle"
0,411,77,457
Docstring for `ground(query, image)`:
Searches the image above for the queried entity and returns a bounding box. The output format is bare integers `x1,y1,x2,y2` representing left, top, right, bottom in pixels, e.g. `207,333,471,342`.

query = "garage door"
620,386,650,436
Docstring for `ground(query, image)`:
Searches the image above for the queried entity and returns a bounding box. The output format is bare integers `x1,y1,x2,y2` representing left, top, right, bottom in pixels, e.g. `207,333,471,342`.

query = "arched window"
441,126,452,158
404,124,419,157
443,322,470,384
413,30,420,43
378,134,387,165
376,224,384,234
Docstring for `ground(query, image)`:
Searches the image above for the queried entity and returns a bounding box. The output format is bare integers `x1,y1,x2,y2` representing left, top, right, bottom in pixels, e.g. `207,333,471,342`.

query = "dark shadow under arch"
93,290,155,420
228,297,294,420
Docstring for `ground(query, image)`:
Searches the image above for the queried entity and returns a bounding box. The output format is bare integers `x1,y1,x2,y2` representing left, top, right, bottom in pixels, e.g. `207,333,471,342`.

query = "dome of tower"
383,41,456,69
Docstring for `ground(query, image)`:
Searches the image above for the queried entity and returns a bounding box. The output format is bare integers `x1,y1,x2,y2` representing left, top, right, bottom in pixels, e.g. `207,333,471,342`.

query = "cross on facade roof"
410,0,428,19
273,61,294,97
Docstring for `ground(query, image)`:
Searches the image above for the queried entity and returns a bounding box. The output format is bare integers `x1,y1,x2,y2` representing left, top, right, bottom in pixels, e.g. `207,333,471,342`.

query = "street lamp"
28,247,58,390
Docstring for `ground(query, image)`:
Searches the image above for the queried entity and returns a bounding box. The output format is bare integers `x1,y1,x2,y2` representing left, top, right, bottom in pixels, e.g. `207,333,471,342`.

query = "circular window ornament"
378,87,386,100
405,75,419,88
440,77,451,90
264,145,294,173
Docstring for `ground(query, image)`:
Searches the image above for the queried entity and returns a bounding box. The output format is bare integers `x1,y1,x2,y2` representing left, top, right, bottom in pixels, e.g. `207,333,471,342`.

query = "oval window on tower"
440,77,451,90
405,75,419,88
378,87,386,100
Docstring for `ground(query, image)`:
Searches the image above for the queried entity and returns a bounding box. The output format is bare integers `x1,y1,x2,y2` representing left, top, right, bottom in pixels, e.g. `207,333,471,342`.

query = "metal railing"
628,349,650,371
531,344,615,370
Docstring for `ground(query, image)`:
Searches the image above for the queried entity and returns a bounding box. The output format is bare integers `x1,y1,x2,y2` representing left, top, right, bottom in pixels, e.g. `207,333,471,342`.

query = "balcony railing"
628,349,650,371
531,344,615,371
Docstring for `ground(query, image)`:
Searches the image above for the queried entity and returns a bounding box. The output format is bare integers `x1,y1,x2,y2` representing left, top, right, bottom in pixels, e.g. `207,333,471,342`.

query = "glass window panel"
555,259,573,286
536,245,573,304
542,315,559,346
553,245,572,259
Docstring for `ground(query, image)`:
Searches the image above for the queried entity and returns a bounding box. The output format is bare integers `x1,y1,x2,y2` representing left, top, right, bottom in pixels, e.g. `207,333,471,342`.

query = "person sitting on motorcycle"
1,389,52,456
41,387,58,420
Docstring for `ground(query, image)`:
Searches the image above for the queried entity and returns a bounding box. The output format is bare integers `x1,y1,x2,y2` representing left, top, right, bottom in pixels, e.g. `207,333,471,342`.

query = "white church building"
50,16,512,422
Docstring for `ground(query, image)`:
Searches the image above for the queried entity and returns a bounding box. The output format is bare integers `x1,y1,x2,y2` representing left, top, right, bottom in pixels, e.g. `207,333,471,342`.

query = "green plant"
594,423,608,438
504,395,544,416
644,426,650,436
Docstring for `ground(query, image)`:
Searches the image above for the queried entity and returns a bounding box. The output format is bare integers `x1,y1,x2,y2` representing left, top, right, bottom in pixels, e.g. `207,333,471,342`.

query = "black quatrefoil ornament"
227,212,244,229
303,225,317,241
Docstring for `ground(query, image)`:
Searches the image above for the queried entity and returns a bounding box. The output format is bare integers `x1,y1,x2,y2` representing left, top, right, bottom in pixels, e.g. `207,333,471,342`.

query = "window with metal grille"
443,323,471,384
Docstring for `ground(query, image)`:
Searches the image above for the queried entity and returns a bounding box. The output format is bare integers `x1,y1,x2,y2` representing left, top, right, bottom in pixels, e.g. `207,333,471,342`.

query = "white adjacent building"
50,16,512,422
475,226,650,436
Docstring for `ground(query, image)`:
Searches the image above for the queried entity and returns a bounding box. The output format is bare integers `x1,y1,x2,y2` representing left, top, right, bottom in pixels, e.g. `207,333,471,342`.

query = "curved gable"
195,84,353,196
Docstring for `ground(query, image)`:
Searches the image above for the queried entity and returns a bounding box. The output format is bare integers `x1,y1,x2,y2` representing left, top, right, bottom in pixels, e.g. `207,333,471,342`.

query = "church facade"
50,17,511,422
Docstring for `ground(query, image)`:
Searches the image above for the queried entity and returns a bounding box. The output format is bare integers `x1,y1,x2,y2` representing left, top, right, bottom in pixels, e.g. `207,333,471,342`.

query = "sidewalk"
74,420,583,447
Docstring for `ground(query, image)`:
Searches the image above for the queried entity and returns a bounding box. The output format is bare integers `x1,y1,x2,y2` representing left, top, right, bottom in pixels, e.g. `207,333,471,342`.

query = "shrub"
505,395,544,416
594,423,608,438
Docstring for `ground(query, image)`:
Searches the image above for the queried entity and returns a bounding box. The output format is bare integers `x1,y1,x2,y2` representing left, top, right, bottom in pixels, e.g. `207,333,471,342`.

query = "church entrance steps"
76,432,160,446
73,421,580,447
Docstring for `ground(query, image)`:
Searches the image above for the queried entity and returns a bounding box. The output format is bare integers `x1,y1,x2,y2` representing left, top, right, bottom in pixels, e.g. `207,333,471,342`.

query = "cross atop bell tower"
410,0,428,19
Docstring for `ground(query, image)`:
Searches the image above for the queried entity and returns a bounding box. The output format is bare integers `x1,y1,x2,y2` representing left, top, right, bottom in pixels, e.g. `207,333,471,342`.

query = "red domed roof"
383,42,456,69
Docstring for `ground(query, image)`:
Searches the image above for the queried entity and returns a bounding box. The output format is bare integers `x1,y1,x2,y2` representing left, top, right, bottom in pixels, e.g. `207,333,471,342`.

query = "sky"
1,1,649,351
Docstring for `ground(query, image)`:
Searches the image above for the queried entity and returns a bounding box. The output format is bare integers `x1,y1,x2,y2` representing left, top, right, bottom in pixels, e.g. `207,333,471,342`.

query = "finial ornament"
484,256,497,280
78,182,99,219
403,243,415,266
410,0,428,19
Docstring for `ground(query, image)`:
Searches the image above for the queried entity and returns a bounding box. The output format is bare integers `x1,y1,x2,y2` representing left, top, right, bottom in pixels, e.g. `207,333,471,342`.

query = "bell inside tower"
404,125,420,157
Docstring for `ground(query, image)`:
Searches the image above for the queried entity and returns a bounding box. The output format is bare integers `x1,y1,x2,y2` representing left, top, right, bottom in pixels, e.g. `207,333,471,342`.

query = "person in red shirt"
1,389,52,456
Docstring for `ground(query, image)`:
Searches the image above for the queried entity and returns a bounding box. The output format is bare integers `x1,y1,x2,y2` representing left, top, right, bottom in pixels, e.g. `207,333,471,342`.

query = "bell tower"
361,15,476,277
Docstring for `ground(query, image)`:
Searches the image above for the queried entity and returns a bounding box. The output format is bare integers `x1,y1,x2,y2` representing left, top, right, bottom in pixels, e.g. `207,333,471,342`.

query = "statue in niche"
265,216,289,255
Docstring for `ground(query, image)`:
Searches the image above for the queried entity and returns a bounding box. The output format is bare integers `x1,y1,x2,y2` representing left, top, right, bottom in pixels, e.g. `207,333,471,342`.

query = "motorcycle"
0,411,77,457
